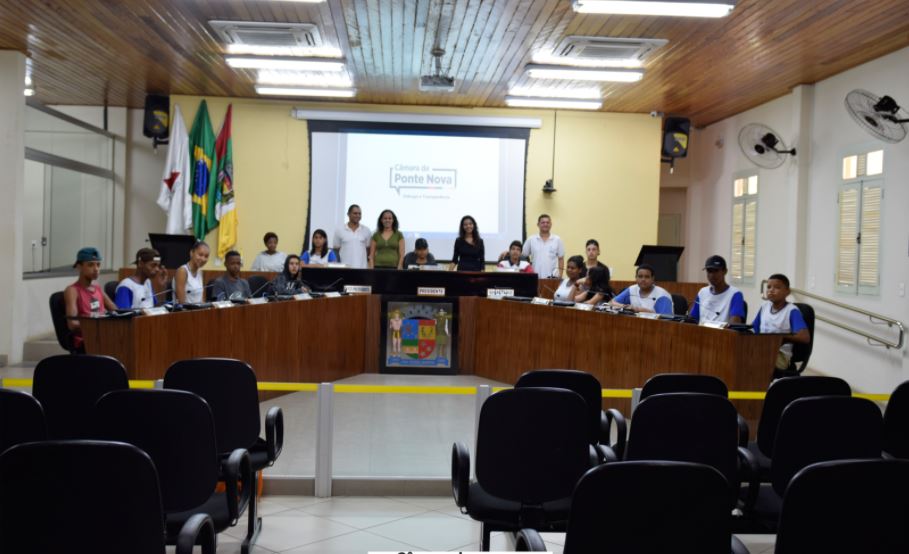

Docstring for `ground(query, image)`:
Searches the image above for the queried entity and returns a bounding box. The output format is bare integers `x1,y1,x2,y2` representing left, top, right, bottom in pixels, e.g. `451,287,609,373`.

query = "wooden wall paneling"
456,296,478,374
363,294,382,373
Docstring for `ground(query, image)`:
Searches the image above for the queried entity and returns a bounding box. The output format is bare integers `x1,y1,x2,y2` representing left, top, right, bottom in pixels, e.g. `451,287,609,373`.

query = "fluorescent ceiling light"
508,86,604,100
226,44,343,58
226,56,345,71
24,87,35,97
505,96,602,110
257,70,353,87
572,0,735,17
255,86,356,98
525,64,643,82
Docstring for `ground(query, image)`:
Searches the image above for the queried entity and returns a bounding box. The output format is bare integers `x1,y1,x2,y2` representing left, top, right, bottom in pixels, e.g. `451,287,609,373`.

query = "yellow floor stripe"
0,377,892,402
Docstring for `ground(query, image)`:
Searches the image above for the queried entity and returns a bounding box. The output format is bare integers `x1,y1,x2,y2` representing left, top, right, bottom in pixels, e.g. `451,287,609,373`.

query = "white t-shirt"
693,284,745,323
175,264,204,303
251,251,287,272
115,278,154,309
496,259,532,272
617,284,674,314
522,234,565,278
333,224,372,269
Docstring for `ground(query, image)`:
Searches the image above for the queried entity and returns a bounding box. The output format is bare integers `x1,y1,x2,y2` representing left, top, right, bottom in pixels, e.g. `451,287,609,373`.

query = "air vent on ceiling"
209,20,323,48
553,36,667,63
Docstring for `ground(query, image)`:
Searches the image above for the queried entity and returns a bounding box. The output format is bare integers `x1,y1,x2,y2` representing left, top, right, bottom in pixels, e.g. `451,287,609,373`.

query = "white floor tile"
282,529,421,553
368,511,481,551
223,512,357,552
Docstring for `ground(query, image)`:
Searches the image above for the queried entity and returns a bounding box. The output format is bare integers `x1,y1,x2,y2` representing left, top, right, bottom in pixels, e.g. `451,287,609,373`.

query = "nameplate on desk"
212,301,234,309
141,306,168,316
417,286,446,297
326,262,347,268
293,293,313,301
573,303,594,311
343,285,372,295
700,320,728,329
531,297,552,305
636,312,660,319
487,288,515,300
324,291,342,298
247,297,268,305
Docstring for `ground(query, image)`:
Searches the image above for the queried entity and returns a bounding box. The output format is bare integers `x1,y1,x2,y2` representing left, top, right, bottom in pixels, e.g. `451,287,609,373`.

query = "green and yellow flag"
214,104,237,259
188,100,218,240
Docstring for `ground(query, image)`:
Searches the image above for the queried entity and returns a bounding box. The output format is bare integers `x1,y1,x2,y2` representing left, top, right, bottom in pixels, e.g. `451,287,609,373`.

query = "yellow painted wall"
174,95,660,279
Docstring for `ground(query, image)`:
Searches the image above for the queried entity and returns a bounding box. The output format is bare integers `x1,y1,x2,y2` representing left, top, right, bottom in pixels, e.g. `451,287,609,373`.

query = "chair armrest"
223,447,252,525
175,513,216,554
515,528,547,551
596,444,618,463
265,406,284,464
731,535,751,554
737,415,749,448
737,446,761,513
451,442,470,509
601,409,627,459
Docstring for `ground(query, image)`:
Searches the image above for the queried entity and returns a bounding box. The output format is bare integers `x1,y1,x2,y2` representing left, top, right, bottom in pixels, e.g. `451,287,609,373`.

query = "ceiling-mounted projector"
420,47,455,92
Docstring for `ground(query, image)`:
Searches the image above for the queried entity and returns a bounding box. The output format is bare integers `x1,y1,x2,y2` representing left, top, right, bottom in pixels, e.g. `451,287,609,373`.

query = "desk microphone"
250,279,273,299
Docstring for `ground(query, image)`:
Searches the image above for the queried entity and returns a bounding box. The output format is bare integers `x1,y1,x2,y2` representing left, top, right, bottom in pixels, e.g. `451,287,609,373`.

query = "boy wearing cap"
63,247,117,352
115,248,165,309
690,255,746,324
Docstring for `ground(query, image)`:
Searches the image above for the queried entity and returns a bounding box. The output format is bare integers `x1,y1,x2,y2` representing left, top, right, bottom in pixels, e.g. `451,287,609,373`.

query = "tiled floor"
203,495,777,553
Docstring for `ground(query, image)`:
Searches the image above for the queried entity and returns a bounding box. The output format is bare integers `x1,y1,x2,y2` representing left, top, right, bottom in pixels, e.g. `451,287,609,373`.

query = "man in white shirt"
522,214,565,278
333,204,372,269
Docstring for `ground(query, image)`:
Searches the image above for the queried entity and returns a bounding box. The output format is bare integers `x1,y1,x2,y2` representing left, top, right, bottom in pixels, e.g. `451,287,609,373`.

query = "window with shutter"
836,148,883,296
731,173,758,284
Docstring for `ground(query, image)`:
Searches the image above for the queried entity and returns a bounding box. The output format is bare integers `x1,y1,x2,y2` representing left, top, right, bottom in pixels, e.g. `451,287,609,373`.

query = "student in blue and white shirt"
752,273,810,376
115,247,164,309
301,229,339,265
690,255,746,324
611,264,673,315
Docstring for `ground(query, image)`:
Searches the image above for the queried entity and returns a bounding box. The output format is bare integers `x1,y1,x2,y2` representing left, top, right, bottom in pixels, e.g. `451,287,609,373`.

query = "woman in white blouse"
553,255,586,301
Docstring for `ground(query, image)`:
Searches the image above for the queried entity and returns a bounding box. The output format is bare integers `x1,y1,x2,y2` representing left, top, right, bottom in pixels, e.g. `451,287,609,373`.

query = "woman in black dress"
450,215,485,272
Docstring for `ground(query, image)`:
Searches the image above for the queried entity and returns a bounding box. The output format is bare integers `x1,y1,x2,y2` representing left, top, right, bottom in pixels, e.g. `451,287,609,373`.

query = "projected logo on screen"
389,164,457,194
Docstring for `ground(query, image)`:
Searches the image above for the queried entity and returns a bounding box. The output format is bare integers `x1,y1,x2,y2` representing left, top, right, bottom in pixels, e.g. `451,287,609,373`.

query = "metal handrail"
761,280,905,349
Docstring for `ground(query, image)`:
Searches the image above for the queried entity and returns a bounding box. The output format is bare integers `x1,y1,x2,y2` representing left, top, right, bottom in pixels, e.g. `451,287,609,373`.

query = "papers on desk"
212,300,234,309
636,312,660,319
293,293,313,301
700,320,728,329
574,303,594,311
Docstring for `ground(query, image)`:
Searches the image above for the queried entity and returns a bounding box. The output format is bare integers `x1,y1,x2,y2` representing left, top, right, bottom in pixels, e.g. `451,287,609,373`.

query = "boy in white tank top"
752,273,810,376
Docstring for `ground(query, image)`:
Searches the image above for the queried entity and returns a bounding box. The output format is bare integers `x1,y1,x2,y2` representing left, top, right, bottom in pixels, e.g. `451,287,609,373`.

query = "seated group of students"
64,241,810,374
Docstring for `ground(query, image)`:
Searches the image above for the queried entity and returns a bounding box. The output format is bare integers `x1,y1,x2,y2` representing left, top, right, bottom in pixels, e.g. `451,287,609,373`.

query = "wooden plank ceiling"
1,0,908,126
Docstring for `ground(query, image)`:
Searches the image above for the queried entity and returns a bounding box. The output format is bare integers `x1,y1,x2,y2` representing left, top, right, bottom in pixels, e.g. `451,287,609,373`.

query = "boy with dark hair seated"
210,250,252,301
752,273,810,378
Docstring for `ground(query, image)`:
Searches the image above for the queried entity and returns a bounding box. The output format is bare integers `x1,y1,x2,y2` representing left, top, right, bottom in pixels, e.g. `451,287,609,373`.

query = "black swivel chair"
48,291,78,353
671,294,689,316
624,393,749,511
515,369,625,459
33,354,129,439
0,441,216,554
247,275,271,298
0,389,46,454
95,389,253,550
164,358,285,551
884,380,909,459
103,280,118,304
772,302,815,379
775,459,909,554
744,376,851,482
742,396,883,531
452,388,597,551
639,373,749,446
516,461,749,554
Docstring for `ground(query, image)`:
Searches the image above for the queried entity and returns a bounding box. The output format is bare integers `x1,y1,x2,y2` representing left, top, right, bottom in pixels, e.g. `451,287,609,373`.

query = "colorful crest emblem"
401,318,436,359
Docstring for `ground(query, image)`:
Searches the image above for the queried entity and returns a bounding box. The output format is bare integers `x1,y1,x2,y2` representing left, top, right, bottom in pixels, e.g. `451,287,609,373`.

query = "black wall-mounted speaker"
143,94,170,140
661,116,690,158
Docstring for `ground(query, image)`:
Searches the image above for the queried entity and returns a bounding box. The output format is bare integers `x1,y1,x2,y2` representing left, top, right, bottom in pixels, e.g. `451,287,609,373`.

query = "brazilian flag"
188,100,218,240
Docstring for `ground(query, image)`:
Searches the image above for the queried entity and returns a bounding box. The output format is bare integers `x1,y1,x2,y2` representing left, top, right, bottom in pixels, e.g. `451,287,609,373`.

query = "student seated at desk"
210,250,252,300
115,248,165,309
175,240,209,304
252,232,287,272
273,254,309,295
753,273,810,378
611,264,673,315
403,238,436,268
497,241,534,273
301,229,338,265
553,255,586,301
64,247,118,352
690,255,745,324
575,265,614,305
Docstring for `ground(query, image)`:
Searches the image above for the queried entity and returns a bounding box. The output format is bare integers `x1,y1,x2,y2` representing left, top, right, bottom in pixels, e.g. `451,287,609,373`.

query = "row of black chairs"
452,370,909,552
0,355,284,554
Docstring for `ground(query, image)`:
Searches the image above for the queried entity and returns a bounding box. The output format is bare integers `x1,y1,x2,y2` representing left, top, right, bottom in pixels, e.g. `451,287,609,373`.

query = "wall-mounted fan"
844,89,908,143
738,123,796,169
